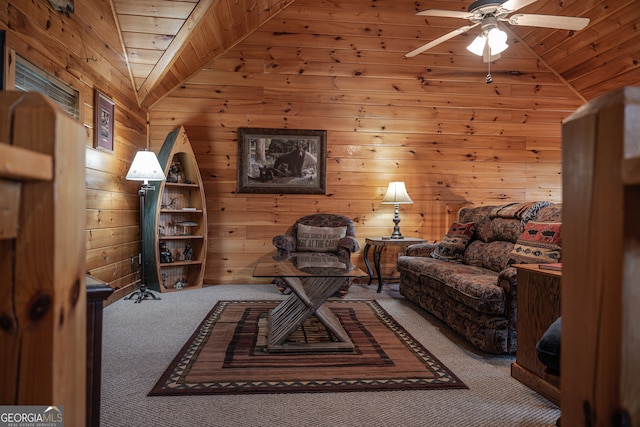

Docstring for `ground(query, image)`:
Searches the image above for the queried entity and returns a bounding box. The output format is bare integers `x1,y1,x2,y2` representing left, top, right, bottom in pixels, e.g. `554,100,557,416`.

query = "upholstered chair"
272,213,360,296
272,213,360,259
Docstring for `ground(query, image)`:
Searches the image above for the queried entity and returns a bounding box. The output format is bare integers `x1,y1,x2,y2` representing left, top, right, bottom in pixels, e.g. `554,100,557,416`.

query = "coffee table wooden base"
267,276,354,353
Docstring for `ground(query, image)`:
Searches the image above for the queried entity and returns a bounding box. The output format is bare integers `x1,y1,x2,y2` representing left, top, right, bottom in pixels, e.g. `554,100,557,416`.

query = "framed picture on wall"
94,89,115,153
237,128,327,194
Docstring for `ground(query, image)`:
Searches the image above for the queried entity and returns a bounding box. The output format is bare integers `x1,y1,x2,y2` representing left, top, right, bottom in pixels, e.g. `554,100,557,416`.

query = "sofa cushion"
463,240,515,272
430,222,476,261
491,218,522,243
397,256,505,315
296,224,347,252
474,216,494,242
508,221,562,265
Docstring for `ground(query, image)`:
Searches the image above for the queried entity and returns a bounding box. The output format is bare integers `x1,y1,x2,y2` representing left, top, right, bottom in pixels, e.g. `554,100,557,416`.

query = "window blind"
15,56,79,119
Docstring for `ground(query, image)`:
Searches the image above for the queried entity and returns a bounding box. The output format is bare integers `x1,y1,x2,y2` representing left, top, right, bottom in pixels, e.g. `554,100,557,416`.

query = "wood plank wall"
149,0,583,285
0,0,147,302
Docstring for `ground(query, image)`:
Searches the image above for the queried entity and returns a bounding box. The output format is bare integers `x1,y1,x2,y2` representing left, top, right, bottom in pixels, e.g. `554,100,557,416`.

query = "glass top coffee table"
253,253,367,353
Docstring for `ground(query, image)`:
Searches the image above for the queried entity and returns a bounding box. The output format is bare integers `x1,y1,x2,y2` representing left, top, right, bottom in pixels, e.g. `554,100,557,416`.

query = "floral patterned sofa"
397,202,562,354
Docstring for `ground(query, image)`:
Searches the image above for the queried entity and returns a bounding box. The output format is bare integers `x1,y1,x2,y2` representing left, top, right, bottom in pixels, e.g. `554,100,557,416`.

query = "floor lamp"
381,181,413,239
124,150,166,303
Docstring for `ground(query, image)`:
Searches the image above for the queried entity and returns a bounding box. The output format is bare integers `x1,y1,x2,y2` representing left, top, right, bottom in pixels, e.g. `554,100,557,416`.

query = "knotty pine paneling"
1,0,147,295
149,0,583,285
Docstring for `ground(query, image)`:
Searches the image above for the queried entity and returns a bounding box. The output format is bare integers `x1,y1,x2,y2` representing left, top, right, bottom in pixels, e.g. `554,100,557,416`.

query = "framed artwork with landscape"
237,128,327,194
93,89,115,153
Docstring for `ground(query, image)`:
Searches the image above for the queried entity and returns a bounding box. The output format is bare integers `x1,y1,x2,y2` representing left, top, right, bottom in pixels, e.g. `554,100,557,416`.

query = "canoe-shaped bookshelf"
143,126,207,292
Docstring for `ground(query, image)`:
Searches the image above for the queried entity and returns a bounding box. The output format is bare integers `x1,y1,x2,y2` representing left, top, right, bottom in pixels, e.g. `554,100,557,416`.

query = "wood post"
0,92,86,426
561,86,640,426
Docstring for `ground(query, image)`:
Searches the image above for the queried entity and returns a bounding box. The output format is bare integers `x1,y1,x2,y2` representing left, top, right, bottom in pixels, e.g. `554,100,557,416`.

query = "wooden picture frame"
237,128,327,194
93,89,114,153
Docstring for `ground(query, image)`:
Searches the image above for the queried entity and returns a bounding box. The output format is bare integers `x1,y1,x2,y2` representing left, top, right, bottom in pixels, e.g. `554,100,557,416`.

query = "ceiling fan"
406,0,590,62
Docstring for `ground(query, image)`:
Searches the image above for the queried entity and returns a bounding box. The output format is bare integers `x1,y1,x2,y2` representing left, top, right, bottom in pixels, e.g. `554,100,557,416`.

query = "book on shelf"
539,263,562,271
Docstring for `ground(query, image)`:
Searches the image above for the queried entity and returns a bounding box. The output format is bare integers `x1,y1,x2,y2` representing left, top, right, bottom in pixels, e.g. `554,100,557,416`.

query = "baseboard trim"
511,362,560,406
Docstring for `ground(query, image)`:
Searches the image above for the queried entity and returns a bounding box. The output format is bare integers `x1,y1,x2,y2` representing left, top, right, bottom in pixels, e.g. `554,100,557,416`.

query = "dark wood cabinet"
511,264,561,405
86,275,113,427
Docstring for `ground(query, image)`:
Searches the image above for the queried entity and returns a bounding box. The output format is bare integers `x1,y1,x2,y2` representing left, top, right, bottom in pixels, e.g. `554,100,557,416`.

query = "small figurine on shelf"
159,241,174,263
167,160,183,183
161,197,178,210
161,273,168,289
183,244,193,261
174,276,188,289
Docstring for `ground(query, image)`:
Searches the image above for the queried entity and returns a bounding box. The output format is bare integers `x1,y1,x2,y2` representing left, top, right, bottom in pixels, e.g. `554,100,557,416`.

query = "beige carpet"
101,282,560,426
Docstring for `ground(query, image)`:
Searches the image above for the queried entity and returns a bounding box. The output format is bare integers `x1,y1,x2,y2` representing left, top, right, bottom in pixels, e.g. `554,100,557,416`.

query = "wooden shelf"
143,126,207,292
164,182,199,188
160,260,203,267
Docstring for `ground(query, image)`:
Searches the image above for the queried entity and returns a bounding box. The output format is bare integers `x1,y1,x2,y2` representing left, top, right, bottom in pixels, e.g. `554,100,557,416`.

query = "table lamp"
381,181,413,239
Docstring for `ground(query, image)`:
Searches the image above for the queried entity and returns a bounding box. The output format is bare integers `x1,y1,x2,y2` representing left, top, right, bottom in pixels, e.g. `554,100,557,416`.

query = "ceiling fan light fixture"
487,27,508,54
467,35,487,56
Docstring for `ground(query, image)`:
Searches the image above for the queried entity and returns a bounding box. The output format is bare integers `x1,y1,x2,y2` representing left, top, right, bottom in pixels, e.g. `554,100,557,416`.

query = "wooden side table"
363,237,426,293
511,264,561,405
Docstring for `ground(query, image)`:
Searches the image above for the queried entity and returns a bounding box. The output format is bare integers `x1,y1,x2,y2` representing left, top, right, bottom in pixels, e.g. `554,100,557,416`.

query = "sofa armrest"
497,267,518,323
497,267,517,294
272,234,296,256
338,235,360,253
405,243,438,257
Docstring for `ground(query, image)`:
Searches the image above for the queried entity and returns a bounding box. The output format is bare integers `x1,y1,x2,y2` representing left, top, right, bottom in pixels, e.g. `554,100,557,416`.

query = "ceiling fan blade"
500,0,538,12
405,24,479,58
507,14,590,30
416,9,473,19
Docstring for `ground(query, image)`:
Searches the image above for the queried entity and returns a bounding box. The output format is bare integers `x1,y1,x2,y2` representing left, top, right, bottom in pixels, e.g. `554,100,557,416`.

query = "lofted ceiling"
111,0,296,108
111,0,640,109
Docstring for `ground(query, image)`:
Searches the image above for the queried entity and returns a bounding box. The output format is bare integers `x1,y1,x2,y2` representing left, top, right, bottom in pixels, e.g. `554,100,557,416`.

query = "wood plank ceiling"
111,0,640,109
112,0,296,108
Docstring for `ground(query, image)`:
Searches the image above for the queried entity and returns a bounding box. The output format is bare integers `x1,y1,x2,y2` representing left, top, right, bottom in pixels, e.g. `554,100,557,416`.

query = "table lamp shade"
126,150,166,185
381,181,413,205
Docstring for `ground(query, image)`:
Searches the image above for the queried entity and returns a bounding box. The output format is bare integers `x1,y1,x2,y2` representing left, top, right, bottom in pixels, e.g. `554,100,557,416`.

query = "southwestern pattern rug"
149,300,467,395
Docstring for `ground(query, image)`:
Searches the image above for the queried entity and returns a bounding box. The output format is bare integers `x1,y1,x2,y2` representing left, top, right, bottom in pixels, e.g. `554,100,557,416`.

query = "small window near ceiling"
14,55,79,120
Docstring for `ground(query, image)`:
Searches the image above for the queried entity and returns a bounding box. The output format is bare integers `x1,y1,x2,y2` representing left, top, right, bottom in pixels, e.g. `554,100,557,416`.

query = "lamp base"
390,203,404,239
124,283,160,303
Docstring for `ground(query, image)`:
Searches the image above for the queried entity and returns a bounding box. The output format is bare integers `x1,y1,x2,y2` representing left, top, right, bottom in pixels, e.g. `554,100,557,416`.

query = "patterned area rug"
149,300,467,395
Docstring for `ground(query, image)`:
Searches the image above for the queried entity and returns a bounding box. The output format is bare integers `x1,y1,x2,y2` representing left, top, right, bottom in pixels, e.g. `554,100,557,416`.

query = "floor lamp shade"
126,150,166,185
381,181,413,239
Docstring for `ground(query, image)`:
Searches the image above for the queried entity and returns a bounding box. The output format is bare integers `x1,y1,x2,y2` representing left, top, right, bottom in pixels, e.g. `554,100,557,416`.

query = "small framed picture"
94,89,115,153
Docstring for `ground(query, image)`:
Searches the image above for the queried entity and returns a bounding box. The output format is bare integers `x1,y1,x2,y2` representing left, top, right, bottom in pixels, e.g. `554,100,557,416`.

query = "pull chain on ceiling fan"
406,0,590,63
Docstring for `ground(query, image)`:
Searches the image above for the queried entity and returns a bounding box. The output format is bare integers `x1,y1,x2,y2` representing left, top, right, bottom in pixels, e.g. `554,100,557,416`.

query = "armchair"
272,214,360,259
272,213,360,295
